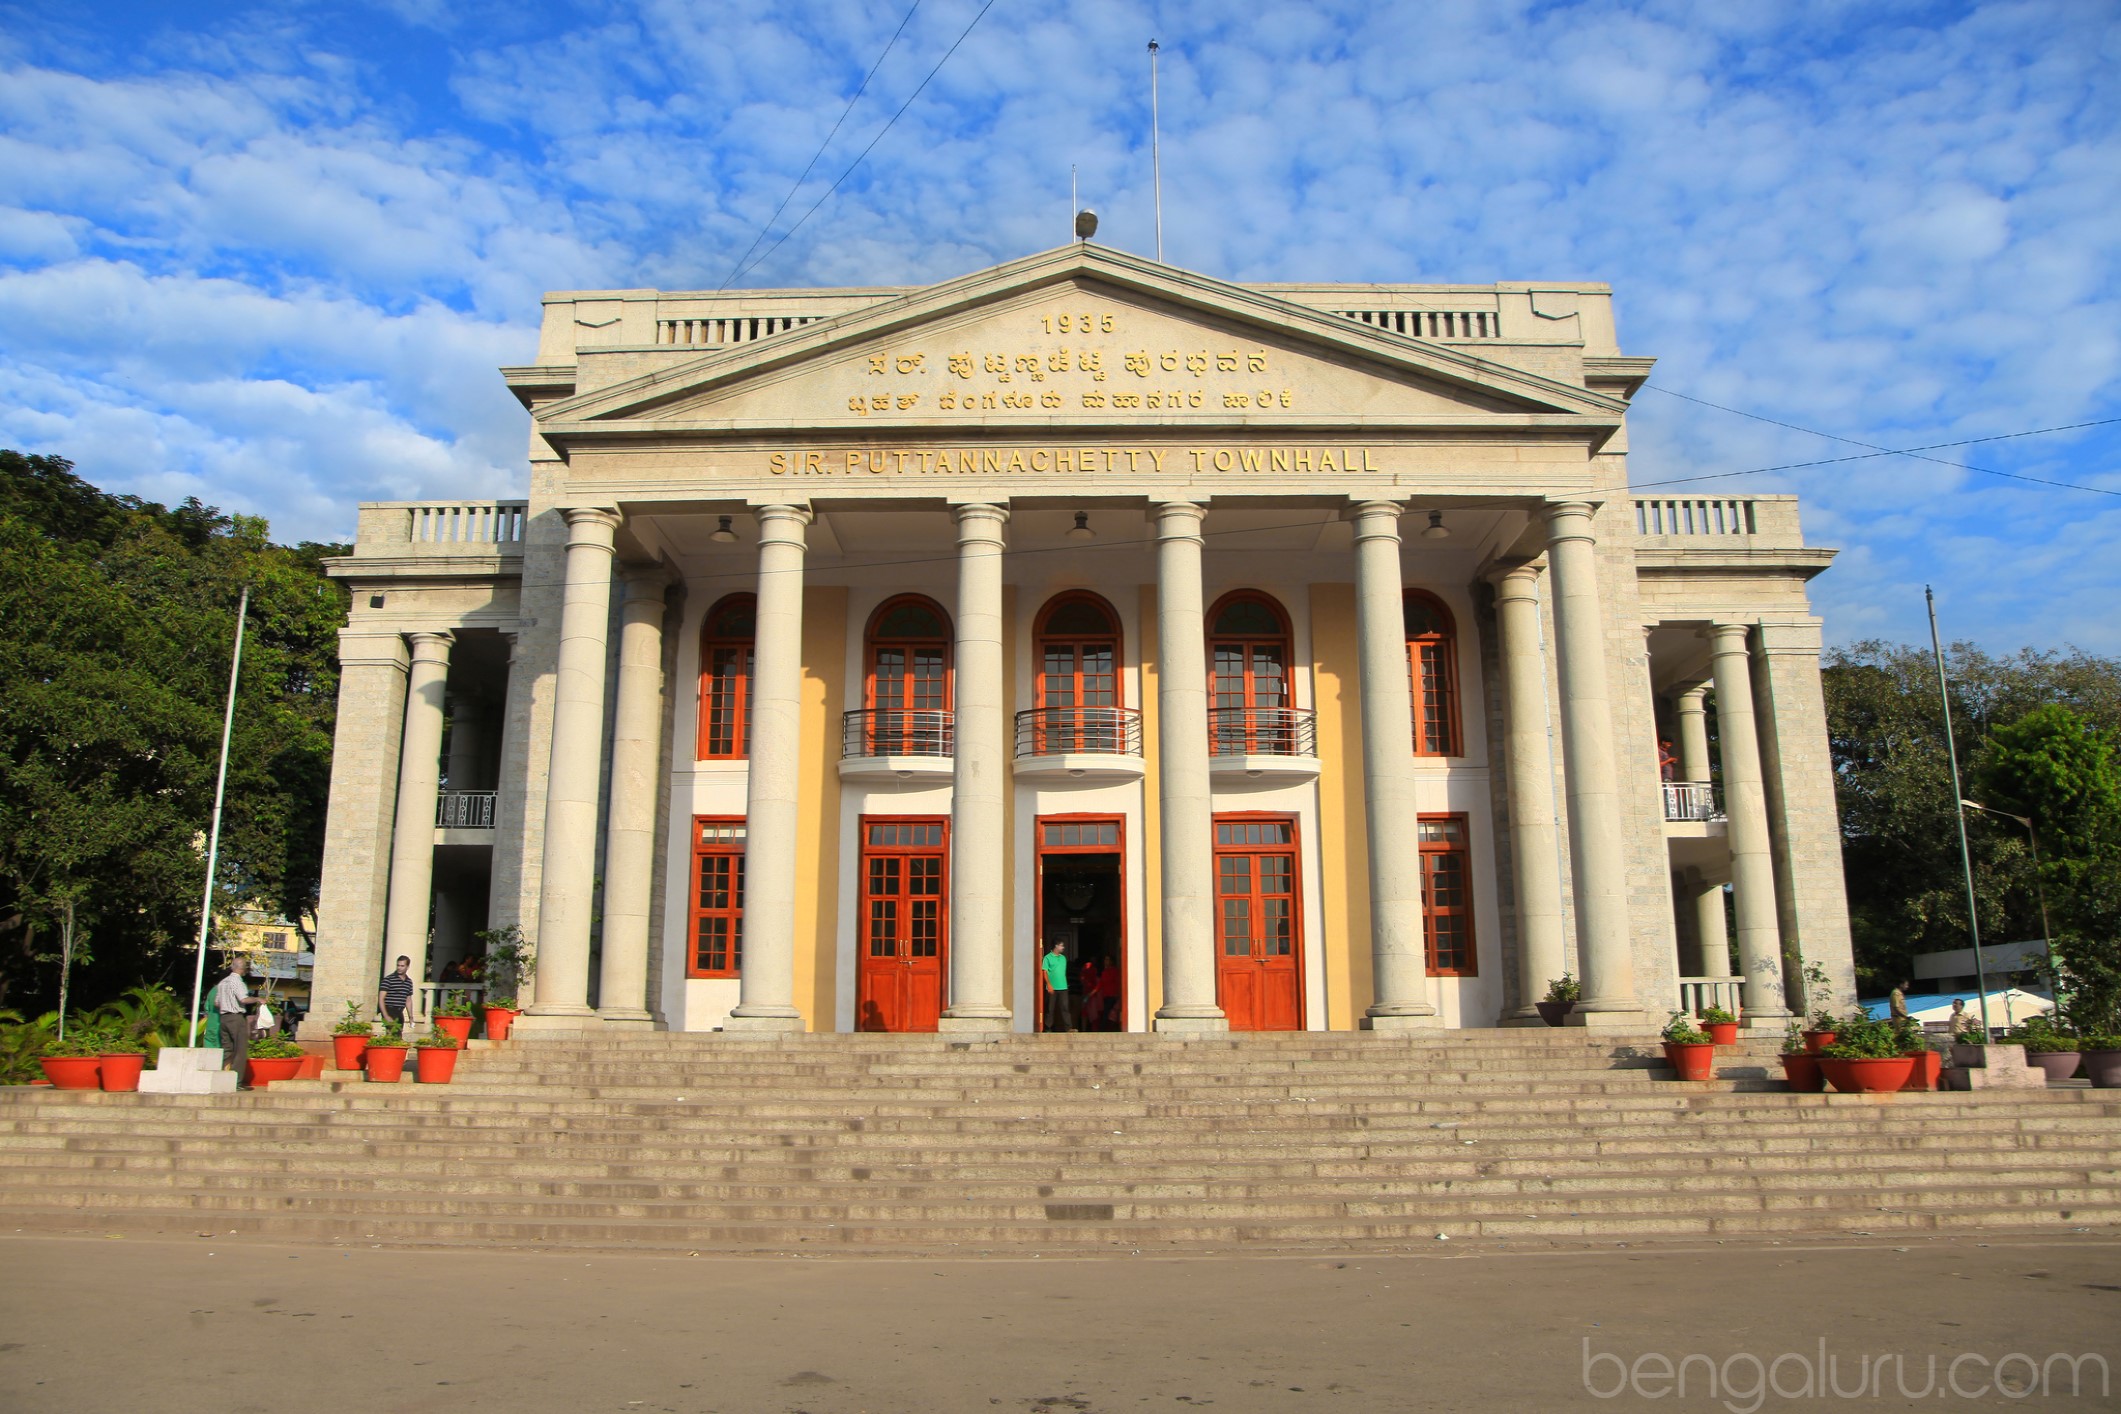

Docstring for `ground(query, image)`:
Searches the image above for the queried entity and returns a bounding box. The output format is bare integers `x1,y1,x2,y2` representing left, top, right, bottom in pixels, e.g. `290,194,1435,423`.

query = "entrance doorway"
1214,814,1304,1031
856,817,948,1032
1035,815,1125,1032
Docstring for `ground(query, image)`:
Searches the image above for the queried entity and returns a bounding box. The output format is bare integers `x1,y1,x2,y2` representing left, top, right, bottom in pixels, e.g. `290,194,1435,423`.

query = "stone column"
728,504,812,1032
1707,623,1790,1022
942,503,1011,1030
1543,502,1641,1025
523,507,621,1028
1752,620,1857,1012
1350,501,1437,1029
1687,871,1731,978
381,631,453,1008
1152,501,1226,1031
445,693,482,791
1674,685,1711,784
1494,565,1568,1022
597,565,672,1028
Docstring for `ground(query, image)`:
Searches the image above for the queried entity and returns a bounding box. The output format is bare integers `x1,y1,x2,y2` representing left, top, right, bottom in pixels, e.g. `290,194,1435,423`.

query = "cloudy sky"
2,0,2116,650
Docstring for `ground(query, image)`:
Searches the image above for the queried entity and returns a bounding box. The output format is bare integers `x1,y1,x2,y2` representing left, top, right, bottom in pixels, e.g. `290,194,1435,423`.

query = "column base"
1153,1013,1229,1034
1741,1010,1793,1030
1565,1006,1650,1031
723,1010,806,1034
1499,1005,1551,1028
513,1010,601,1035
598,1010,656,1030
1362,1012,1444,1032
938,1015,1012,1034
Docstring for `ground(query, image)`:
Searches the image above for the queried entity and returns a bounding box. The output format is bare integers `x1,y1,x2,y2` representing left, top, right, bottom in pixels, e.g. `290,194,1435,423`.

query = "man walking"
1042,939,1074,1034
213,955,258,1091
378,955,417,1027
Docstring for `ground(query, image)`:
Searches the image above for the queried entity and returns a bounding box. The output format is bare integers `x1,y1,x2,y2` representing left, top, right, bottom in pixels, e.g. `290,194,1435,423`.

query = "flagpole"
1927,585,1993,1037
1148,39,1164,263
187,584,249,1041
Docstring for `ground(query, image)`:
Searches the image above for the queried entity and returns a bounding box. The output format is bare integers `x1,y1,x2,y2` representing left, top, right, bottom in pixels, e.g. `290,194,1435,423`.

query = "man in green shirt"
1041,940,1074,1033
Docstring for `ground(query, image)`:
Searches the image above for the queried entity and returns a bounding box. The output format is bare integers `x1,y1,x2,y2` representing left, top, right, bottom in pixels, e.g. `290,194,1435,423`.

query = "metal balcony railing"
1662,782,1724,822
436,790,496,828
1013,707,1143,758
842,708,955,759
1208,707,1317,758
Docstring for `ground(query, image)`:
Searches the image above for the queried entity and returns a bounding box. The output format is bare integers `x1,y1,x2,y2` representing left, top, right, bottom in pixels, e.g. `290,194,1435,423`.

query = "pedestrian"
213,955,259,1091
1078,958,1103,1031
1094,957,1121,1030
1042,939,1073,1033
1949,997,1975,1039
1888,979,1910,1021
379,955,418,1028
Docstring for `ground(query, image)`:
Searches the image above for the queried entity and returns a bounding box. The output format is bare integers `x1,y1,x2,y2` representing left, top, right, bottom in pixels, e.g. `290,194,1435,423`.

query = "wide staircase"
1,1031,2117,1252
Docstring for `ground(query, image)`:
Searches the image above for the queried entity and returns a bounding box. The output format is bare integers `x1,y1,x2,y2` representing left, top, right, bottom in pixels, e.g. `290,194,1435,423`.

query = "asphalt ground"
3,1231,2117,1412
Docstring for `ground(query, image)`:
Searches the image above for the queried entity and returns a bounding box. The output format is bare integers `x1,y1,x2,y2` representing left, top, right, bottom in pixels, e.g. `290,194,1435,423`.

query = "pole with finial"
1148,39,1164,262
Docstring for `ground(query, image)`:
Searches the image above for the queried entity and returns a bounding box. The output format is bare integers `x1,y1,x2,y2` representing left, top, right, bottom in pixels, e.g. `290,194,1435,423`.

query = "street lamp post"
1959,798,2061,1006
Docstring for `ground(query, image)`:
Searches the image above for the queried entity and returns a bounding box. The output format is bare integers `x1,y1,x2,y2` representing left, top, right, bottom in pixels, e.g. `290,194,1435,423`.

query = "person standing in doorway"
213,955,258,1091
379,955,417,1027
1042,940,1073,1034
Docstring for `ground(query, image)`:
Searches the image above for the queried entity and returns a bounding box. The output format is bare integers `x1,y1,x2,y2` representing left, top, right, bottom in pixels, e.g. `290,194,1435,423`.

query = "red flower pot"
97,1053,145,1092
1901,1050,1943,1092
482,1007,517,1041
1705,1022,1740,1046
434,1015,475,1044
415,1046,460,1084
38,1057,101,1090
247,1056,302,1089
1779,1052,1825,1093
1802,1030,1838,1054
332,1034,370,1071
1664,1041,1716,1081
1821,1055,1917,1093
364,1045,409,1083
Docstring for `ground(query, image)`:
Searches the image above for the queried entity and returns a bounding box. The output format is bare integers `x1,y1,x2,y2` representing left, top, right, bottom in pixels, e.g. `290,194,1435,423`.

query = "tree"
0,450,348,1012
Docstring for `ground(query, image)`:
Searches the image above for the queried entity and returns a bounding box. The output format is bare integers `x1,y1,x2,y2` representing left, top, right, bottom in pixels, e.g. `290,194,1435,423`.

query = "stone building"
303,244,1853,1037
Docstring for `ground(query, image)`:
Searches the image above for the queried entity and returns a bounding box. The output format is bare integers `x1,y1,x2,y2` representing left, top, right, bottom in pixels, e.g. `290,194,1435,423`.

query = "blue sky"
2,0,2116,651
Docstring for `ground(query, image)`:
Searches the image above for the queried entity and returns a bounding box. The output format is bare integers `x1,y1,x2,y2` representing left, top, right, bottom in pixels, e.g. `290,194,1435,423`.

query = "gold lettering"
1239,450,1263,472
1145,392,1162,410
1057,448,1074,471
958,450,976,473
1186,353,1208,375
1365,448,1379,471
1247,351,1267,373
1160,352,1179,372
1279,389,1293,408
1004,450,1025,473
939,392,956,409
1078,350,1104,377
1041,392,1063,408
868,354,887,376
1217,351,1238,372
848,395,869,417
769,451,787,475
1319,450,1338,472
1187,391,1203,408
806,452,824,475
1213,450,1234,471
1047,348,1070,372
1295,449,1313,472
1033,449,1051,472
1223,392,1249,409
1189,450,1206,471
897,394,918,409
1100,313,1115,332
1081,447,1097,470
1271,449,1289,472
948,353,974,379
1112,393,1140,408
1082,392,1107,409
847,451,863,472
1149,450,1167,472
981,392,998,410
982,449,1001,473
1124,450,1142,472
895,354,924,374
1125,352,1151,377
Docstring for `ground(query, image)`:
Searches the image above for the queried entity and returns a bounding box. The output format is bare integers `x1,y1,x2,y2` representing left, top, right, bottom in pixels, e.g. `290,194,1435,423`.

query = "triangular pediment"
536,247,1624,440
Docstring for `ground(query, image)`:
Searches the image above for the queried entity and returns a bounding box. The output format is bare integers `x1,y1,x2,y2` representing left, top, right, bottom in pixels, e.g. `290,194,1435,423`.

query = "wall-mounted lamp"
710,515,739,544
1421,510,1451,540
1066,511,1096,541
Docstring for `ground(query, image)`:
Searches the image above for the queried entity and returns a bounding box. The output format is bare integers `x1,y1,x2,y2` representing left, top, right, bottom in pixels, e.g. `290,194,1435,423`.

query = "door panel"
857,822,947,1032
1213,820,1303,1031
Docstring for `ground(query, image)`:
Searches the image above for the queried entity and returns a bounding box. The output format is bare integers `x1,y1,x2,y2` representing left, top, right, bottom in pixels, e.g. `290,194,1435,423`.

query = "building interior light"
1421,510,1451,540
710,515,739,543
1066,511,1096,540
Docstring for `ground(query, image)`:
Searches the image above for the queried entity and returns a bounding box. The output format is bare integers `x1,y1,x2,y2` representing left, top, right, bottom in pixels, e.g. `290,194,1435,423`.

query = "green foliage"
483,994,516,1011
2078,1033,2121,1051
2002,1014,2078,1052
436,993,476,1019
417,1024,464,1051
246,1034,303,1060
0,450,348,1013
1780,1022,1807,1056
1662,1011,1710,1045
1819,1014,1927,1060
475,926,534,1000
41,1022,103,1058
330,1000,373,1039
366,1021,406,1049
89,984,186,1062
1542,973,1580,1004
1698,1006,1738,1025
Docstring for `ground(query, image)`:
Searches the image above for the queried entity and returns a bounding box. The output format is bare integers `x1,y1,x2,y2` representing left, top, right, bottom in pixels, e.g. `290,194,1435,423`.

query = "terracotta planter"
434,1015,475,1044
37,1057,101,1090
2026,1051,2080,1083
415,1046,460,1084
1802,1031,1838,1054
2083,1050,2121,1090
1704,1021,1740,1046
1821,1055,1917,1093
331,1034,370,1071
97,1053,145,1092
1534,1000,1574,1028
364,1044,409,1083
1901,1050,1943,1092
1779,1052,1825,1092
247,1056,302,1089
1664,1041,1716,1082
482,1007,517,1041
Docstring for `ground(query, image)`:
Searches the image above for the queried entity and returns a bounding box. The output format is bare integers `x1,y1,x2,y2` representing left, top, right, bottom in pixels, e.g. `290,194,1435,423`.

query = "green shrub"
366,1020,406,1049
1821,1015,1906,1060
330,1000,373,1039
1543,974,1580,1004
1699,1006,1738,1026
2003,1014,2077,1052
1662,1011,1711,1046
1780,1023,1808,1056
417,1025,464,1051
437,993,476,1019
247,1034,303,1060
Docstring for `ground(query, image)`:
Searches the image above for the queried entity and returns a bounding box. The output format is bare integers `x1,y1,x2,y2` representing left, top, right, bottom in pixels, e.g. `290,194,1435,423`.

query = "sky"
1,0,2117,651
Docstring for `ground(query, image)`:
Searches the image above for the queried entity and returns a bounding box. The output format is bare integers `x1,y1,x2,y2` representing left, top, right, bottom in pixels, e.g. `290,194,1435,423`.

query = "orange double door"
1213,815,1305,1031
855,818,948,1032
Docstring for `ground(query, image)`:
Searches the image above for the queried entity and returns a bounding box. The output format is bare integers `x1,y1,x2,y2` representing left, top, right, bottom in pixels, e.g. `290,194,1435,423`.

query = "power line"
726,0,1004,289
717,1,925,293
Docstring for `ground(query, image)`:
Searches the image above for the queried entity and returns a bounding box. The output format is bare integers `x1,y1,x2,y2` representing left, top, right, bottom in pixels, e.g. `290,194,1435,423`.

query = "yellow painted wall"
1139,584,1163,1017
1311,583,1371,1029
796,586,847,1030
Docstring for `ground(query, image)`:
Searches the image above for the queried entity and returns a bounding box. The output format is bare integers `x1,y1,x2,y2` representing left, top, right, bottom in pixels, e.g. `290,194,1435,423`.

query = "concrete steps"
1,1031,2114,1252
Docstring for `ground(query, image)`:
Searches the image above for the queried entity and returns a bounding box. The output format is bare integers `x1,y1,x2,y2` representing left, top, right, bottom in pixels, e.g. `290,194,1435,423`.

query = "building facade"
303,245,1854,1037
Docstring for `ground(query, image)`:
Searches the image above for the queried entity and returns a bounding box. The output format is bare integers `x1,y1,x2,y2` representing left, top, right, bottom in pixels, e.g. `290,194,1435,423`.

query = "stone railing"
657,314,820,347
436,790,497,829
409,502,527,545
1336,309,1500,339
1679,976,1744,1017
1631,494,1805,547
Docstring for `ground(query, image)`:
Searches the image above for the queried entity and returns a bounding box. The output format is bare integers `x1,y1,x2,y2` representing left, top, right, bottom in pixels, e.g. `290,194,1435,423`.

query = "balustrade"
842,708,955,759
1207,707,1317,758
1662,782,1724,822
1013,707,1142,758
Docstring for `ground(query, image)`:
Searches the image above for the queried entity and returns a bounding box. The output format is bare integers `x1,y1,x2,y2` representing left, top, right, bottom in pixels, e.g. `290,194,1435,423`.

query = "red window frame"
1034,591,1124,711
864,594,953,713
858,817,949,963
697,593,755,760
687,817,746,978
1207,590,1293,754
1419,813,1476,976
1405,590,1461,757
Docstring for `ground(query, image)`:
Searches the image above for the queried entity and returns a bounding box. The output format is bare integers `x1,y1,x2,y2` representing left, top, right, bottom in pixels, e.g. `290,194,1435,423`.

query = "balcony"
436,790,496,829
1012,707,1146,783
839,709,955,783
1208,707,1322,784
1662,782,1725,823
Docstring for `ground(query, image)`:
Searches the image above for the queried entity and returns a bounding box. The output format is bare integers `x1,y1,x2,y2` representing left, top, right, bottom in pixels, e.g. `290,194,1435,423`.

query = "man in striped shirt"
378,956,417,1026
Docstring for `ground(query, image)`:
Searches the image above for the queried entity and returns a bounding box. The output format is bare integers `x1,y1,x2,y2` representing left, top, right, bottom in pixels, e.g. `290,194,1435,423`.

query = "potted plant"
329,1001,373,1071
1819,1015,1918,1093
1698,1005,1741,1046
2006,1015,2080,1083
1797,960,1839,1051
482,993,519,1041
414,1024,464,1084
246,1034,305,1088
2081,1033,2121,1090
476,925,534,1040
434,992,476,1045
1662,1012,1716,1082
364,1020,410,1083
37,1026,102,1090
1894,1015,1941,1092
97,1023,147,1093
1778,1023,1824,1092
1534,973,1579,1027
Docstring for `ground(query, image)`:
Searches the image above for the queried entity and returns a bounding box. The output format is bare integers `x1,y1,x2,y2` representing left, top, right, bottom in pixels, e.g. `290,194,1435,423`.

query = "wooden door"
1214,816,1303,1031
856,819,947,1031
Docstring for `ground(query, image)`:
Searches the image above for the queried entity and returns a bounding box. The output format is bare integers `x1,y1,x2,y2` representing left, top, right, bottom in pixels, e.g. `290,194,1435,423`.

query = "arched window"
1404,591,1460,757
1208,591,1292,754
864,595,952,755
1034,592,1124,753
697,594,755,760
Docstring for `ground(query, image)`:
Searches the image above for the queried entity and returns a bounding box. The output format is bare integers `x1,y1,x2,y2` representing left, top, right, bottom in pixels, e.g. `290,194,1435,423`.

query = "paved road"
2,1233,2116,1411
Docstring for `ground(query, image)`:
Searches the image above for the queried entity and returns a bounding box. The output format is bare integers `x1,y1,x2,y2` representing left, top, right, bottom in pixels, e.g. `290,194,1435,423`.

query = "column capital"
618,561,677,603
952,501,1010,541
1347,499,1404,544
753,504,813,546
405,629,455,663
1490,560,1545,600
1703,621,1753,653
1677,682,1710,705
1542,499,1600,544
1154,500,1207,543
561,506,623,540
